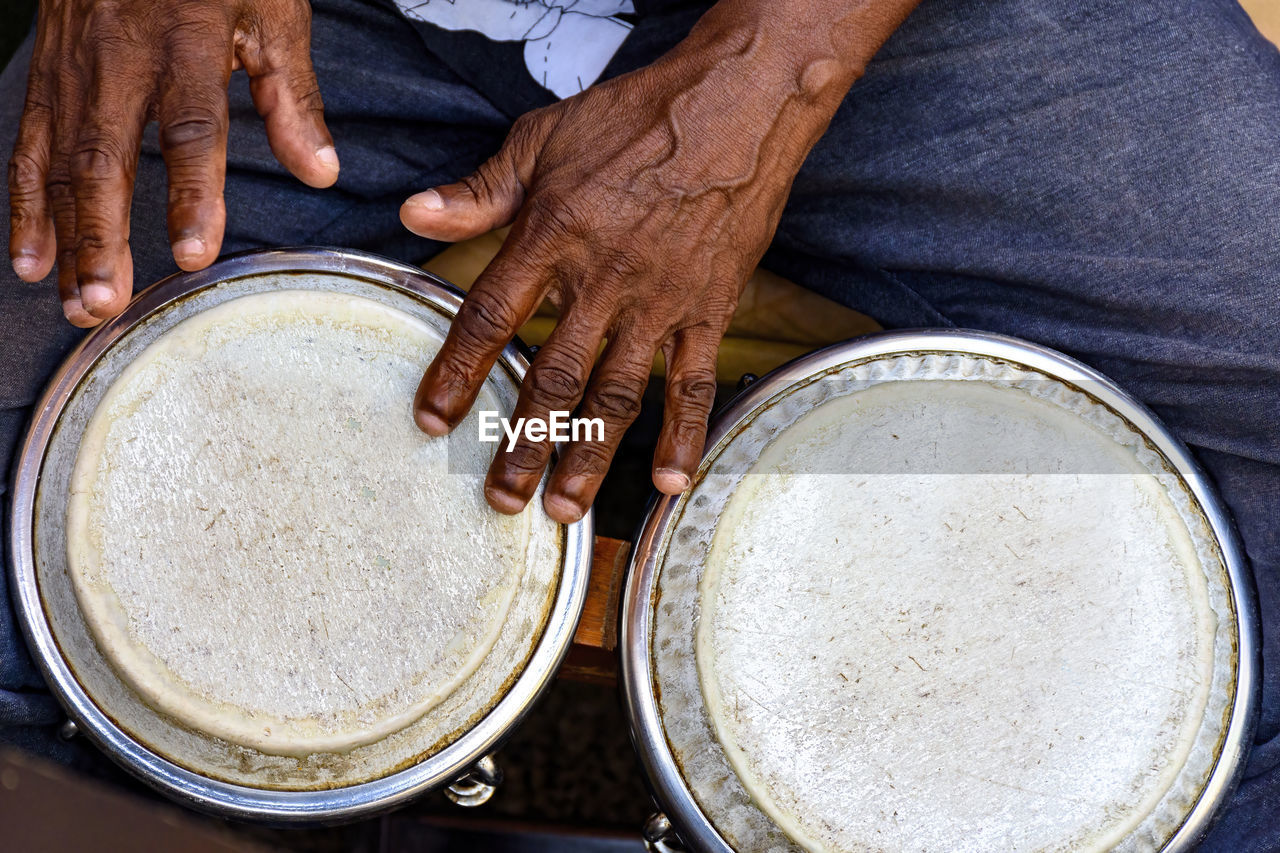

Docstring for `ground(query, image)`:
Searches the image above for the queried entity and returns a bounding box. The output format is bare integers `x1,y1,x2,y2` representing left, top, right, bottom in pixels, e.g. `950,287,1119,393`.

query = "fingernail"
543,492,584,523
316,146,340,171
485,485,528,515
655,467,692,494
405,189,445,211
172,237,206,266
11,255,40,280
63,298,96,327
414,407,451,437
80,283,115,313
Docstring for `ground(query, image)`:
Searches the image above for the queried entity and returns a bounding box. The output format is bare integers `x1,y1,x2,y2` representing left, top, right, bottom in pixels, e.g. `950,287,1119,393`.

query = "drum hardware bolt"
528,344,540,356
736,373,758,392
57,719,79,740
444,754,502,807
643,812,686,852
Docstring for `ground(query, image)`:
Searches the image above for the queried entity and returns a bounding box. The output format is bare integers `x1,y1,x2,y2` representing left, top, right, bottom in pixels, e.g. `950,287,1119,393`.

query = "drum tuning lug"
445,754,502,807
643,812,686,852
736,373,758,392
527,344,540,356
57,719,79,740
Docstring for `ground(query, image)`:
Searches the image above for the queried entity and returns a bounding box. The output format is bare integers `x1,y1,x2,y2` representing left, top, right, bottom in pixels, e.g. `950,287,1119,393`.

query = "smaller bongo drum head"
21,259,576,799
639,341,1250,853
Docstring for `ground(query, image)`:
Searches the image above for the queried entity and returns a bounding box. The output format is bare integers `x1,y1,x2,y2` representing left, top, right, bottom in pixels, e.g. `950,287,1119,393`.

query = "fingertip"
405,189,445,211
414,404,451,437
485,484,529,515
309,145,340,188
172,237,213,271
316,145,339,172
63,298,101,328
654,466,692,495
543,491,585,524
80,282,129,320
285,145,340,189
11,254,51,282
400,190,447,238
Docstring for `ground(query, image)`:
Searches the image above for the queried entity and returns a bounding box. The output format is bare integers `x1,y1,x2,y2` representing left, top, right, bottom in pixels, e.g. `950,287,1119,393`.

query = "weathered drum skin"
622,330,1260,853
8,248,593,822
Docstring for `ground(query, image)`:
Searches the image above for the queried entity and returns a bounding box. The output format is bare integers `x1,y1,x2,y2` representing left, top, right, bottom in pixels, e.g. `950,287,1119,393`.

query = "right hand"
7,0,339,327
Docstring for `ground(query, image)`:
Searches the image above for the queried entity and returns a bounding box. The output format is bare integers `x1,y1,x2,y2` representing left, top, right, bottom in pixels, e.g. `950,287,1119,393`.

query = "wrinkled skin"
8,0,338,326
8,0,917,523
404,2,918,522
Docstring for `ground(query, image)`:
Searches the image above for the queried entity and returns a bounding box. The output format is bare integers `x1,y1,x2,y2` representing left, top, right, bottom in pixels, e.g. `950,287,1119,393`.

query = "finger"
414,232,550,436
652,325,720,494
401,112,546,243
8,75,56,281
484,305,611,515
242,9,338,188
69,73,146,320
541,332,656,523
49,128,94,326
158,58,231,271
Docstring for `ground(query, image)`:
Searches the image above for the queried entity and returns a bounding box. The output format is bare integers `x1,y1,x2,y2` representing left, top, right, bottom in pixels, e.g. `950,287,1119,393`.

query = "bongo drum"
622,331,1258,853
8,248,592,821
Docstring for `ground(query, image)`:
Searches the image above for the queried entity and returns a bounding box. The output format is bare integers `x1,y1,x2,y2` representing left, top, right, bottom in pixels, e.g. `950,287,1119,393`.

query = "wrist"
653,0,918,165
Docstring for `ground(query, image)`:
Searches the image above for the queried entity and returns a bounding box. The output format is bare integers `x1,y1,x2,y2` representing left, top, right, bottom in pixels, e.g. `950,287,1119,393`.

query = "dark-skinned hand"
8,0,338,326
402,0,919,523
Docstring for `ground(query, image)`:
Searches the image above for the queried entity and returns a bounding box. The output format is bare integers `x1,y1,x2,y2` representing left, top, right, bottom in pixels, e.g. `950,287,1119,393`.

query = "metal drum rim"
7,246,594,822
620,328,1260,853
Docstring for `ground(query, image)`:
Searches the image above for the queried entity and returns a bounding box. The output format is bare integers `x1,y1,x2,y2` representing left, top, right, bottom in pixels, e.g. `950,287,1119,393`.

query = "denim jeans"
2,0,1277,847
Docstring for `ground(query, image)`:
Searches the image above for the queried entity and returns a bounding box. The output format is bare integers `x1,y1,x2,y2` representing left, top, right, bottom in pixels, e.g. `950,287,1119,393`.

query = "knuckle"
289,74,324,113
8,152,45,197
19,97,53,131
526,357,585,411
497,440,549,477
564,440,612,476
456,289,520,347
160,107,224,155
167,182,212,209
665,413,709,455
589,377,643,424
69,142,125,186
429,361,477,415
460,168,497,205
670,372,717,408
75,227,112,253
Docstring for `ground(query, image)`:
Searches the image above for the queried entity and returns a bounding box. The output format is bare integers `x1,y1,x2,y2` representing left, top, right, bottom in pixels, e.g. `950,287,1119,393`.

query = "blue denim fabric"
2,0,1277,847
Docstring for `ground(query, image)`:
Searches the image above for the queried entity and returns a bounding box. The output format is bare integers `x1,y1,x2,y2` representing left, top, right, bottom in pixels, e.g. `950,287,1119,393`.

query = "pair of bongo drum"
8,249,1258,850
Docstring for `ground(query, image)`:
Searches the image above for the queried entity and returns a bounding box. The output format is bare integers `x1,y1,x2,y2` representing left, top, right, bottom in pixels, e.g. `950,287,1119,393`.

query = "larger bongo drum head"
25,262,573,795
644,346,1246,852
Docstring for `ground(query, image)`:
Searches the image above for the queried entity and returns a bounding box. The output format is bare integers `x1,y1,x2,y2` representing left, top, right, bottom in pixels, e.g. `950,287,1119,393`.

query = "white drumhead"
41,275,563,788
653,352,1235,853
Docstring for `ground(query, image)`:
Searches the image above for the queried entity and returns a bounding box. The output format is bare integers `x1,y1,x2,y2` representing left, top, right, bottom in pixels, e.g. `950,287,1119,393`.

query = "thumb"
401,114,545,243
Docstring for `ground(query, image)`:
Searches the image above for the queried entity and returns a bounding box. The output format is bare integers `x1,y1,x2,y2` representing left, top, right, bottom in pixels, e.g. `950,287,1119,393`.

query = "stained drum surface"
654,354,1233,853
65,288,556,760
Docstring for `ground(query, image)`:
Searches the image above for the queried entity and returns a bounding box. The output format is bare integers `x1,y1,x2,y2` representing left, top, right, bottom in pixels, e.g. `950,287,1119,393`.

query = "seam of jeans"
872,267,958,328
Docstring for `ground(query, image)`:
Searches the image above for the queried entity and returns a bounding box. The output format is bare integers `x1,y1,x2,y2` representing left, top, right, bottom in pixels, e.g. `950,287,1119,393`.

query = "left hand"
401,0,917,523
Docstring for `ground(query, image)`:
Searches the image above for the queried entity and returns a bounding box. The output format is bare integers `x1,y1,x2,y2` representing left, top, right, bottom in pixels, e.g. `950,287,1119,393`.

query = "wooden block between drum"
558,537,629,684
